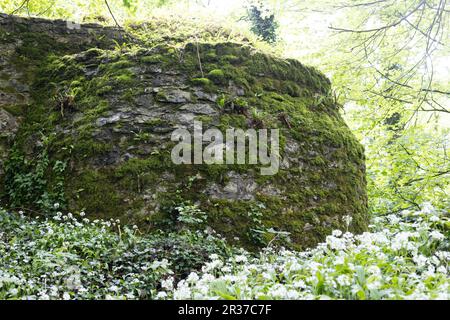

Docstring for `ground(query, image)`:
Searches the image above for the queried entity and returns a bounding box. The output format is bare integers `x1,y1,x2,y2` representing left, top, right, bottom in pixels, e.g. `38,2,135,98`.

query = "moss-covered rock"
0,14,368,250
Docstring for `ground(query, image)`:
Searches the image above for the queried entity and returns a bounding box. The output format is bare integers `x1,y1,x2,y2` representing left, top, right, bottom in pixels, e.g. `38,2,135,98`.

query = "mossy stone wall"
0,14,368,250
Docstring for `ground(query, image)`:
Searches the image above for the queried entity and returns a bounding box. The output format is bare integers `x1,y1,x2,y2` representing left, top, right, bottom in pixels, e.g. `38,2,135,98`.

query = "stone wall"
0,13,125,189
0,13,124,110
0,14,368,250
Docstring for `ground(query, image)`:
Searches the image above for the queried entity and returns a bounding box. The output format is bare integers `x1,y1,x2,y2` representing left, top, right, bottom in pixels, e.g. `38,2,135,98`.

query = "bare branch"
105,0,122,29
329,0,426,33
10,0,29,15
333,0,389,9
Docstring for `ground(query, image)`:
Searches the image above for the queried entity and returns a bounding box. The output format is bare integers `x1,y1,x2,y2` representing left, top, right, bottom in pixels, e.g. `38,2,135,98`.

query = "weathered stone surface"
0,14,368,250
0,108,19,179
207,172,258,201
193,88,218,102
180,103,218,115
0,109,18,135
155,89,191,103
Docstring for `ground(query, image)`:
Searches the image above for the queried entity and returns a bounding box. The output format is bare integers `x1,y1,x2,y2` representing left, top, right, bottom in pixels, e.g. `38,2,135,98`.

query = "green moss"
194,115,214,125
67,169,123,219
234,97,249,108
83,47,105,59
221,55,240,64
121,88,141,103
218,114,249,130
246,53,331,95
73,140,114,158
108,60,134,70
155,91,168,102
96,85,113,96
191,77,212,86
2,105,26,117
141,54,164,64
115,155,171,177
207,69,226,84
114,73,134,85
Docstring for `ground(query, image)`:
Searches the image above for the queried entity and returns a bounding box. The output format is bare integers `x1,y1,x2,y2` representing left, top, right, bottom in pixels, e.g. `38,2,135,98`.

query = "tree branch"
105,0,122,29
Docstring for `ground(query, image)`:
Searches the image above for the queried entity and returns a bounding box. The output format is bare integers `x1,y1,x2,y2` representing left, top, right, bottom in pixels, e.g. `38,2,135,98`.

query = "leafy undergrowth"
0,209,231,299
0,205,448,300
161,204,449,300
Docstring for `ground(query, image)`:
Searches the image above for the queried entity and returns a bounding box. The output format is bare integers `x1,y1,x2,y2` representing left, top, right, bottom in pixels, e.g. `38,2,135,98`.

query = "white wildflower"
336,275,351,286
235,255,248,263
161,278,174,290
332,230,343,237
186,272,199,283
430,231,444,241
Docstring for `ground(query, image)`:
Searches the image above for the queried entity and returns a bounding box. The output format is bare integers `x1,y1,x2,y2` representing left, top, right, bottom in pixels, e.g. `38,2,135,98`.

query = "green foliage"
149,229,233,278
3,139,67,213
0,208,234,299
1,202,447,300
246,1,278,43
357,121,450,214
175,203,207,228
274,0,450,218
161,204,449,300
246,202,268,245
207,69,226,84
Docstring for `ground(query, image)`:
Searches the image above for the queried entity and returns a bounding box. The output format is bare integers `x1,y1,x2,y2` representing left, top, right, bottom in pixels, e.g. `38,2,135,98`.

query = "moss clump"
141,54,164,64
207,69,226,84
114,73,135,85
191,77,212,86
221,55,240,64
108,60,134,71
